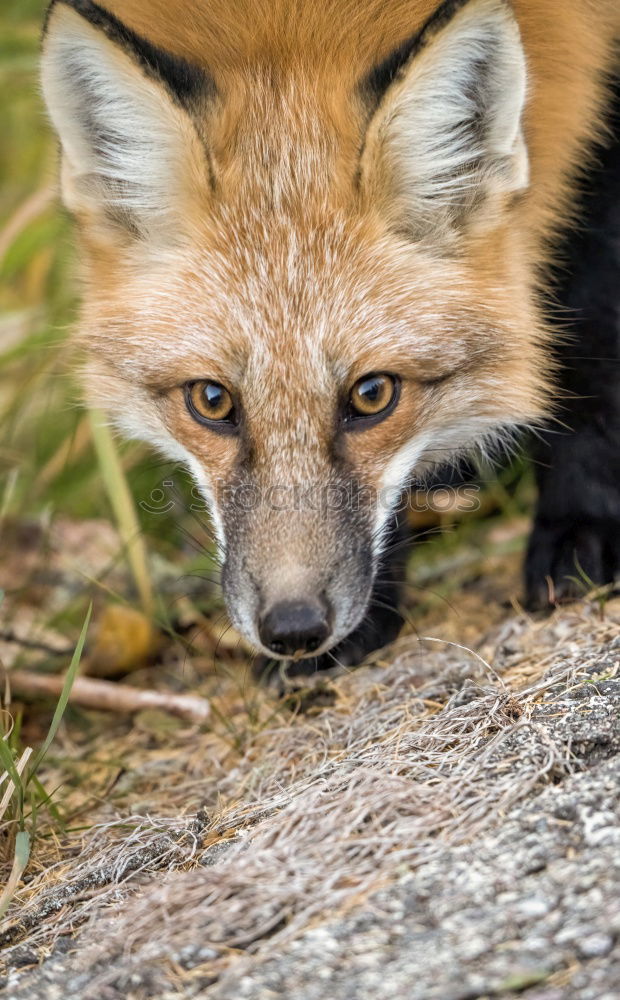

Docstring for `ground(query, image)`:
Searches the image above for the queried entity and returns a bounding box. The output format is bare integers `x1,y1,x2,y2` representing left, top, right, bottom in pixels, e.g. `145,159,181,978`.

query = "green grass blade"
0,743,29,828
8,708,22,752
28,784,38,843
28,603,92,778
0,830,30,919
0,737,22,793
28,775,64,828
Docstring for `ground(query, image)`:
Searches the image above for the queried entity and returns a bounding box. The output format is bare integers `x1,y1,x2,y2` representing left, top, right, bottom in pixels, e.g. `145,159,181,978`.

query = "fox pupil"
204,384,224,410
360,378,381,402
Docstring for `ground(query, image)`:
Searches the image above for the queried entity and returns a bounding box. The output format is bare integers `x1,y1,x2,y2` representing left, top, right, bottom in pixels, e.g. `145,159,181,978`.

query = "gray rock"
5,628,620,1000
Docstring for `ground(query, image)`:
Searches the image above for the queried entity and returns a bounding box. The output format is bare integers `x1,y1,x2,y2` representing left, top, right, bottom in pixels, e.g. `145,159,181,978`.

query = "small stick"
7,671,210,725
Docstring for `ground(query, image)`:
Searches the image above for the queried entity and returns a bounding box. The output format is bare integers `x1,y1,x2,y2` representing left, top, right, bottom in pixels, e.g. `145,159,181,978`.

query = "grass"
6,592,617,991
0,604,91,917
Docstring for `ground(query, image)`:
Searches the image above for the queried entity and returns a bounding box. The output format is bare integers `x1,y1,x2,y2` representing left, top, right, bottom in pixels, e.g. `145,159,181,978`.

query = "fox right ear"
41,0,212,242
360,0,529,245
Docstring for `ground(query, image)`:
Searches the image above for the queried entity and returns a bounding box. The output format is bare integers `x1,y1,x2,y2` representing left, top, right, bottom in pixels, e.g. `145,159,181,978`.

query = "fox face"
42,0,550,659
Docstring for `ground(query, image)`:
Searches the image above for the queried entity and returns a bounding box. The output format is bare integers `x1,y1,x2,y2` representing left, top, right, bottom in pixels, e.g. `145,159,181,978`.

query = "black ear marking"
44,0,215,108
362,0,474,108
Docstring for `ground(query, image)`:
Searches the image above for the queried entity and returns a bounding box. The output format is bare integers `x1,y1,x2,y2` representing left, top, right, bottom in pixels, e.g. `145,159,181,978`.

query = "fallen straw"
8,671,210,725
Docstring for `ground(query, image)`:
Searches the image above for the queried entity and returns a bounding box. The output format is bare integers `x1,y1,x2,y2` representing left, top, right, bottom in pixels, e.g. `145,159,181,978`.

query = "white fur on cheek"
373,431,433,551
372,407,531,556
182,455,227,552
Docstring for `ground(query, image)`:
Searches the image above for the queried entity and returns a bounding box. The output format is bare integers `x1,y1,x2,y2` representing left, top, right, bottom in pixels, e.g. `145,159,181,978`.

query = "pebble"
576,933,614,959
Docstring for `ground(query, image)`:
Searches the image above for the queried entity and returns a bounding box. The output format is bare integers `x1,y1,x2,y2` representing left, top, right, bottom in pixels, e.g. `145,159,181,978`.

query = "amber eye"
346,373,399,424
184,380,236,430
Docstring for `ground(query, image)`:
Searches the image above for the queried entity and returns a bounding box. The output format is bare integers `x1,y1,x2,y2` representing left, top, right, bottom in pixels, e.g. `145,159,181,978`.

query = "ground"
1,516,619,998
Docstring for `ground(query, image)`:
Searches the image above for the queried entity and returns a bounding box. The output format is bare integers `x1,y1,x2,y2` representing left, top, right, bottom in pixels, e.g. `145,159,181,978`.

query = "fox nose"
259,599,330,657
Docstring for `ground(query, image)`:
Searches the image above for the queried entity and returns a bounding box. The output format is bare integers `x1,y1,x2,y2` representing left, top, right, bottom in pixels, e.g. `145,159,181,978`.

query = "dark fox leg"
526,75,620,606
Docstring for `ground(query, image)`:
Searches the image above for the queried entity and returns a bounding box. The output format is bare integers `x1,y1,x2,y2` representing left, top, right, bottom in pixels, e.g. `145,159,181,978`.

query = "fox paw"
525,517,620,608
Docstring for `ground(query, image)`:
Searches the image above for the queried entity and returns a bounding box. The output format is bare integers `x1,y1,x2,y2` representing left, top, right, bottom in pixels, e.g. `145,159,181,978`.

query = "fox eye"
346,373,399,426
184,380,237,431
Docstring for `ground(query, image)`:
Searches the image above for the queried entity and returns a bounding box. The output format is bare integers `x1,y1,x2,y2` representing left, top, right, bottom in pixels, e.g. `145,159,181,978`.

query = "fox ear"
360,0,528,244
41,0,212,241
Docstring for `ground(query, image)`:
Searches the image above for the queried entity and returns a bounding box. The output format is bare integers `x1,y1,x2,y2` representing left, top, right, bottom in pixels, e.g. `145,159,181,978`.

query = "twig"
419,635,507,688
7,672,210,725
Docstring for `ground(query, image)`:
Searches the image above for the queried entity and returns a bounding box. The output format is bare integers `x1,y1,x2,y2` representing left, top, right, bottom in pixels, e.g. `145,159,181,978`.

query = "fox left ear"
41,0,212,243
360,0,528,243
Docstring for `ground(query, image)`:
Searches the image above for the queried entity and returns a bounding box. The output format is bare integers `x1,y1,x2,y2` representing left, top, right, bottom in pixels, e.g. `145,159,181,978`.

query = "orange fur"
41,0,620,655
99,0,619,243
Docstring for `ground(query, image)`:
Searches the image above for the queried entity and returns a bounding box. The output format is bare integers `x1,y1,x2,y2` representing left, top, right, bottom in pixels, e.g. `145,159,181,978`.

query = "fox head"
42,0,549,659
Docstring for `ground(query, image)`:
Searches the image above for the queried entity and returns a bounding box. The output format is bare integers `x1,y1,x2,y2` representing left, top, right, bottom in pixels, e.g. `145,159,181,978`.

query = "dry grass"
2,593,618,994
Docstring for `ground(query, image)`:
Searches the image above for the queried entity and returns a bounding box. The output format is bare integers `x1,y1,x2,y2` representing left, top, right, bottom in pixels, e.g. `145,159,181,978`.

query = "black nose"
259,599,330,657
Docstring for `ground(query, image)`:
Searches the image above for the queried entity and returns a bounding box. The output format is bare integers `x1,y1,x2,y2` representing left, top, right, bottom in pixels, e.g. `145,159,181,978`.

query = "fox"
41,0,620,670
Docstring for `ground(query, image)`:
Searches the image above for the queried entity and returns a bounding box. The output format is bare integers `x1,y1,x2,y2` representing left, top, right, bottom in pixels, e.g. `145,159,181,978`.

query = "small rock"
515,897,550,919
576,933,614,959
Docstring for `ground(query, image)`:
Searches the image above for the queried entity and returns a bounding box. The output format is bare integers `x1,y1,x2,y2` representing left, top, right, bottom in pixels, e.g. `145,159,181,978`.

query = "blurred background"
0,0,219,565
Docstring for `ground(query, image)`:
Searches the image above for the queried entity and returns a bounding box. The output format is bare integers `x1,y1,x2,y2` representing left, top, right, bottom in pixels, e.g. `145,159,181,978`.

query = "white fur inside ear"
362,0,529,239
41,5,201,236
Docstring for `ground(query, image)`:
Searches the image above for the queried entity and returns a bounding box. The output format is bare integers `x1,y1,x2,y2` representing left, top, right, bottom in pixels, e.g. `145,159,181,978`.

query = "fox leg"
526,76,620,606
